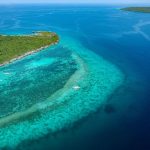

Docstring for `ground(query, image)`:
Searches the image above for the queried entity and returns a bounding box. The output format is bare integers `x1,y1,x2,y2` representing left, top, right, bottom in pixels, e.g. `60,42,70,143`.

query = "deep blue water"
0,4,150,150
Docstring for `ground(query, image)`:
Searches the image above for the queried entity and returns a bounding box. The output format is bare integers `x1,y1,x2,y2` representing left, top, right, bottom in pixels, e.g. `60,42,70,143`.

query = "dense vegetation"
122,7,150,13
0,32,59,64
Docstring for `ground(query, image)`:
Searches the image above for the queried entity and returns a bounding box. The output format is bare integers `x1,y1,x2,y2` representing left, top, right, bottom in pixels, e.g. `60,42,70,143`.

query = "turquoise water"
0,46,77,118
0,4,150,150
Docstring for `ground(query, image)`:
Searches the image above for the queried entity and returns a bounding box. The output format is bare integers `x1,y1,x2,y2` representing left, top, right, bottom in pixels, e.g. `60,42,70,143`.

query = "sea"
0,4,150,150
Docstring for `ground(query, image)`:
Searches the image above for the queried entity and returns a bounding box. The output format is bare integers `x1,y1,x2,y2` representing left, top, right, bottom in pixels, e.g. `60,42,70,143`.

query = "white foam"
73,85,80,90
3,72,11,75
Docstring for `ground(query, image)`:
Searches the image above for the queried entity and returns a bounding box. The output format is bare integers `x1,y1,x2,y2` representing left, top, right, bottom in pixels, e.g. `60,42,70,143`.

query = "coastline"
121,7,150,13
0,40,59,67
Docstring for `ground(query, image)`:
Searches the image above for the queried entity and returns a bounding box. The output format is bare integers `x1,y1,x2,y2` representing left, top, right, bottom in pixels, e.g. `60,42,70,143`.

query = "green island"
0,31,59,66
121,7,150,13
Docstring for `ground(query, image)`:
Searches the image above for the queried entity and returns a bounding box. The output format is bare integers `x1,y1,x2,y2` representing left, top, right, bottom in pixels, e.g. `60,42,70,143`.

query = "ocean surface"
0,4,150,150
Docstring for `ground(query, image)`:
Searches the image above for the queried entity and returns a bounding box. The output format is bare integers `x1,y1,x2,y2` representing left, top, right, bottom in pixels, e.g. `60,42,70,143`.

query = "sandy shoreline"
0,40,59,68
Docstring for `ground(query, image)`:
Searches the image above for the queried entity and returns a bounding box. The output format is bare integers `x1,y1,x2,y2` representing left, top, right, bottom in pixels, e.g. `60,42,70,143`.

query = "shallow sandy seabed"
0,36,125,149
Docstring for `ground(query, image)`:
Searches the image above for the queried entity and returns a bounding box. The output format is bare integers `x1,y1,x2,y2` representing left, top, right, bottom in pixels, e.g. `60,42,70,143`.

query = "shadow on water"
104,104,116,114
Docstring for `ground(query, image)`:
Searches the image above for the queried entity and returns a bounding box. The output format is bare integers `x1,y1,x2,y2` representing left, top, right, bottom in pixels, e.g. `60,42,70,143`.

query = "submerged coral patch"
0,37,124,149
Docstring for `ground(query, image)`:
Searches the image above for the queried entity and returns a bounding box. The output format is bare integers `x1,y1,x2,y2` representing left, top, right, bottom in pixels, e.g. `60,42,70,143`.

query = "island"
121,7,150,13
0,31,59,66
